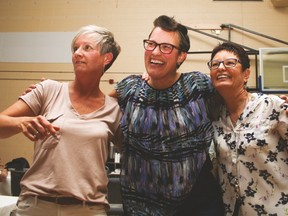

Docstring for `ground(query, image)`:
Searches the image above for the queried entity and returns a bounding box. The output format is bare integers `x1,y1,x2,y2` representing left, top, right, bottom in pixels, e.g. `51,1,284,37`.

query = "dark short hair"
210,42,250,71
148,15,190,53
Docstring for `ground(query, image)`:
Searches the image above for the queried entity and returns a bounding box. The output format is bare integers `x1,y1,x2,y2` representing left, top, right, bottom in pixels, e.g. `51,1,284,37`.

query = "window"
259,48,288,93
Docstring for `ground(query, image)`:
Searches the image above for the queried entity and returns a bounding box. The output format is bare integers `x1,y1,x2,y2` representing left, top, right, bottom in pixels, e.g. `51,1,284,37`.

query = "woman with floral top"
208,42,288,216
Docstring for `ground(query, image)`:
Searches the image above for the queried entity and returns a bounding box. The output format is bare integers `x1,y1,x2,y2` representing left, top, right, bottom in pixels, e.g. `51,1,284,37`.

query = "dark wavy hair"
209,42,250,71
148,15,190,53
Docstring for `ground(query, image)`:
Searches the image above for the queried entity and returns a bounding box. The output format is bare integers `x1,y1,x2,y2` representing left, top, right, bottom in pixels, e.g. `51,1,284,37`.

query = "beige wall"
0,0,288,166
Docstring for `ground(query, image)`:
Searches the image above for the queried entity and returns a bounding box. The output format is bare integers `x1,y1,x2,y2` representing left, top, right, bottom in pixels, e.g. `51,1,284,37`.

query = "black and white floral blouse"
213,92,288,216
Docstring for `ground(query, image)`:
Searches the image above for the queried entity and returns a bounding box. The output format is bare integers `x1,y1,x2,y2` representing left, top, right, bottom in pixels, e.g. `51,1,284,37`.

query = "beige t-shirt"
19,79,122,206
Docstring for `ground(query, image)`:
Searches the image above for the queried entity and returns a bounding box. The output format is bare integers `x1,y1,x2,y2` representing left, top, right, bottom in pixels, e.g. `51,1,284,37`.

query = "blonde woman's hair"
71,25,121,72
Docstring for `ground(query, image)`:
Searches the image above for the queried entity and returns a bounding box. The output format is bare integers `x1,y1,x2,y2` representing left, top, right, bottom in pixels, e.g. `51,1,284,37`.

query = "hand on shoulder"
279,94,288,116
21,77,46,96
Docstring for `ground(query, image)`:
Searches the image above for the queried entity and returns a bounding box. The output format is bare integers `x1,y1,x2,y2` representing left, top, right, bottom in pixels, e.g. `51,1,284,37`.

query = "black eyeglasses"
143,39,181,54
207,58,241,70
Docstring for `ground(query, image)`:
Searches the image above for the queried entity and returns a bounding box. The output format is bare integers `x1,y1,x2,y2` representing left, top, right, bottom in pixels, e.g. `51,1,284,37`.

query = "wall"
0,0,287,165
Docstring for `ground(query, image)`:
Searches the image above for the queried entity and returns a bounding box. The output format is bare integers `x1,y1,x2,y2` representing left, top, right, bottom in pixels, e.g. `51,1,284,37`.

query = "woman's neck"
221,89,250,125
69,81,105,115
70,80,102,98
148,72,181,89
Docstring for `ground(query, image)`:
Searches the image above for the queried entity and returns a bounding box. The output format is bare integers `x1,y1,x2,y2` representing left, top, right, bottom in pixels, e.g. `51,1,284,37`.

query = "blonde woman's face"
72,33,105,78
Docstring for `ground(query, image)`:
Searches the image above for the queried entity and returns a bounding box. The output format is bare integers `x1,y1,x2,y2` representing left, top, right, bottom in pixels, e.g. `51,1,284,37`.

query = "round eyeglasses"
207,58,241,70
143,39,181,54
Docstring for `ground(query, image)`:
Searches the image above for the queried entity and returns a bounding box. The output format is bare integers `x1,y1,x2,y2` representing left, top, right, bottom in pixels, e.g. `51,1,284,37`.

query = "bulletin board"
0,32,75,63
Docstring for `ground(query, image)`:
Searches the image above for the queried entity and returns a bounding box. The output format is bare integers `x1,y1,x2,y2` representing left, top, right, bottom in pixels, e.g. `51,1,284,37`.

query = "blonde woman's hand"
20,115,60,141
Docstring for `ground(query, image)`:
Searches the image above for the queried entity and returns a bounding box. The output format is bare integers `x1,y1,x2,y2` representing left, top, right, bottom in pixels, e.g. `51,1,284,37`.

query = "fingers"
28,116,47,139
21,78,46,96
25,123,43,141
24,115,60,141
141,72,150,81
33,131,40,139
21,84,37,96
279,94,288,102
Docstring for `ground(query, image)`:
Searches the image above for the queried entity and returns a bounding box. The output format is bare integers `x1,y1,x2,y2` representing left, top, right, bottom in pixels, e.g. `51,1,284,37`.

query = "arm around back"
109,88,118,98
